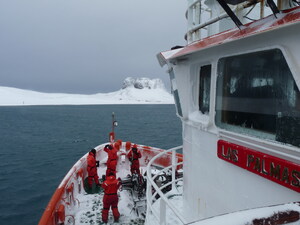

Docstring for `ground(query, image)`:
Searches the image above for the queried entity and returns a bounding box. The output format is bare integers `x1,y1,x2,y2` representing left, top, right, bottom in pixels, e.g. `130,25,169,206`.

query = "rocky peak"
122,77,166,90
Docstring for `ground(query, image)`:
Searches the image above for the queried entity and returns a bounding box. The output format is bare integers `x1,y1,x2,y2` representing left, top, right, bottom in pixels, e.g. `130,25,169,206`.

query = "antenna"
112,112,118,133
109,112,118,143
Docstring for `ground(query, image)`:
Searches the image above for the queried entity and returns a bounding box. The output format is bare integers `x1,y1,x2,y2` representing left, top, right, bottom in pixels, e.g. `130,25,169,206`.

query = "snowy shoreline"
0,78,175,106
0,103,175,106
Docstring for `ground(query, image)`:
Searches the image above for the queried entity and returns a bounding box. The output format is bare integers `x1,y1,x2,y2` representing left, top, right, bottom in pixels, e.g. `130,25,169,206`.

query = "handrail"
146,145,187,225
185,0,261,43
150,177,184,204
150,161,183,182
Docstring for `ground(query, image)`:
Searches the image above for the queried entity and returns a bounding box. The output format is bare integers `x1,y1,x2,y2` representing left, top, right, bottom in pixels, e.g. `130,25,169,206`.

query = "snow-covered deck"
189,202,300,225
72,174,184,225
70,155,147,225
41,143,300,225
64,143,183,225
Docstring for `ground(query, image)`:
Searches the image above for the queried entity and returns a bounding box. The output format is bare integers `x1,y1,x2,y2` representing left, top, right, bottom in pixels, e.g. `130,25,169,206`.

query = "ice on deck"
65,145,185,225
70,153,147,225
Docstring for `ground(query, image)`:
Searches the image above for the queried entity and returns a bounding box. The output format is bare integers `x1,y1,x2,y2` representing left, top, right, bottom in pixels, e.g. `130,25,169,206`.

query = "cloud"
0,0,187,94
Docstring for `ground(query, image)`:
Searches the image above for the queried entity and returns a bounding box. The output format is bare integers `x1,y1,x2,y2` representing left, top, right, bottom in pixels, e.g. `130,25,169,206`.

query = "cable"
244,4,256,18
243,4,257,21
291,0,300,6
244,16,257,21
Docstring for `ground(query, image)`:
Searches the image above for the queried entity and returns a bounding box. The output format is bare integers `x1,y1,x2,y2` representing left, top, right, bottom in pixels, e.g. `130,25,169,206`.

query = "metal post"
187,0,194,43
194,1,201,41
160,198,166,225
260,0,265,19
112,112,115,133
146,177,152,219
216,0,243,28
172,150,176,191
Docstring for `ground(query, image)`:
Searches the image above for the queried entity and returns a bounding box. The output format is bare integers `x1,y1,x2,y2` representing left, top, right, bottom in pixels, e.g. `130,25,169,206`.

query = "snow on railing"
185,0,271,43
186,0,203,43
146,145,186,225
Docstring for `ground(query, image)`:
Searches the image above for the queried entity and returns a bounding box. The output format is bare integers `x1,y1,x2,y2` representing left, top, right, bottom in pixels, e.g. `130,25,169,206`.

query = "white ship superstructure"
39,1,300,224
157,0,300,223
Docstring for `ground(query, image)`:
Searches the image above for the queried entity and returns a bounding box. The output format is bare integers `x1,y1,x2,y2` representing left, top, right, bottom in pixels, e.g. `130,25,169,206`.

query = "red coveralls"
104,145,118,176
101,175,121,223
87,152,100,188
128,148,142,175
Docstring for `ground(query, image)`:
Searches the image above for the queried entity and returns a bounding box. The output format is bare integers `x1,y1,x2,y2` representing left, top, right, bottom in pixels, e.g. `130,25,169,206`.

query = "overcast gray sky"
0,0,187,94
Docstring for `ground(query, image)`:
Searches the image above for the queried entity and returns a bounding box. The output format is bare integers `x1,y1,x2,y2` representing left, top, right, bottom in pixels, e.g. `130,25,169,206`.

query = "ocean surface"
0,105,181,225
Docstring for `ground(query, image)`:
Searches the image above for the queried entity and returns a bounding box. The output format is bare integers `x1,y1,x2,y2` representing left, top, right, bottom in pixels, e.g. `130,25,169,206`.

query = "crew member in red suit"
101,173,121,223
104,144,118,176
87,149,100,188
127,144,142,175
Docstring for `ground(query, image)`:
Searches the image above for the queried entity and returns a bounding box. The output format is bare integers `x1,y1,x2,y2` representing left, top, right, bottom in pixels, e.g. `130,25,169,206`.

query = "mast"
109,112,118,143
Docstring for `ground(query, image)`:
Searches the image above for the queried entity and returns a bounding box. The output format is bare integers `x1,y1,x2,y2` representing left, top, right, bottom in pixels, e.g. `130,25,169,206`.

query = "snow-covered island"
0,77,174,106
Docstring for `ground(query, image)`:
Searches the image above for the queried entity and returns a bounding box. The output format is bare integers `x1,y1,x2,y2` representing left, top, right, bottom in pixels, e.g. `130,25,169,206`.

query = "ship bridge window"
216,49,300,147
199,65,211,114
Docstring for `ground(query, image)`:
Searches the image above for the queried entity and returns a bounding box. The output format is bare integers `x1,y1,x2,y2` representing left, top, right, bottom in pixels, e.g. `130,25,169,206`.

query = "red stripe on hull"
171,6,300,59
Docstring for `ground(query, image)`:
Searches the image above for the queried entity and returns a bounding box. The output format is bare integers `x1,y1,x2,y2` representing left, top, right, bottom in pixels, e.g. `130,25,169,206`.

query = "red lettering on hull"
217,140,300,193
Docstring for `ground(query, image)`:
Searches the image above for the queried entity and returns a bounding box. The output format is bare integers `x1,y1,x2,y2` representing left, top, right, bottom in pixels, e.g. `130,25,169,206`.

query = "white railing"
185,0,268,43
146,145,187,225
186,0,203,43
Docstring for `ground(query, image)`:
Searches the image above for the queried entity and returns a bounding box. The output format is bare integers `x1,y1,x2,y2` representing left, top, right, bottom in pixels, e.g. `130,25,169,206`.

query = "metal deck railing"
146,145,186,225
185,0,273,43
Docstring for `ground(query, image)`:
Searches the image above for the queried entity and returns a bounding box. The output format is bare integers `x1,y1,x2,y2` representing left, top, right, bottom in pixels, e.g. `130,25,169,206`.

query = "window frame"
199,64,212,115
214,46,300,148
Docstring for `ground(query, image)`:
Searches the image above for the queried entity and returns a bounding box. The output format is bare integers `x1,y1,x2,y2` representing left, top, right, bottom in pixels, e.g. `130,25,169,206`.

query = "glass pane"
216,49,300,147
199,65,211,114
169,69,183,117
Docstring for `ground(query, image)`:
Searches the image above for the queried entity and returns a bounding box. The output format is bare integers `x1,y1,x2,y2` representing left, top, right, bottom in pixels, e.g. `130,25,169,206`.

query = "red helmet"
114,142,120,150
132,144,138,152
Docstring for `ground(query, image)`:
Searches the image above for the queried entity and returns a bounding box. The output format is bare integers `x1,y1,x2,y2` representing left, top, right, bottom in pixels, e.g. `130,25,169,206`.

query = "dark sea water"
0,105,181,225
